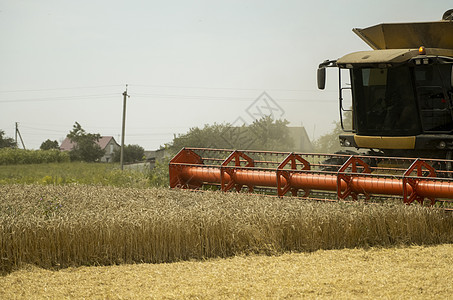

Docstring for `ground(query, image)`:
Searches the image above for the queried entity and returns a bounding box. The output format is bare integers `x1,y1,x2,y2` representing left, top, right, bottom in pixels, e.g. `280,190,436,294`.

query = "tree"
112,144,145,163
0,130,16,148
168,123,233,153
166,116,295,154
248,116,294,151
313,111,352,154
40,139,59,150
313,122,343,154
67,122,105,162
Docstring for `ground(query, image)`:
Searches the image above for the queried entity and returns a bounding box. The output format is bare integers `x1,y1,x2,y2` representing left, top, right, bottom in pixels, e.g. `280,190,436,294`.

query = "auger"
170,148,453,207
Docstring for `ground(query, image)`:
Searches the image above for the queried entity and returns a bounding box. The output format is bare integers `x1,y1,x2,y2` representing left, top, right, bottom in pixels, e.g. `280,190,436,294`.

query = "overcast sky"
1,1,451,150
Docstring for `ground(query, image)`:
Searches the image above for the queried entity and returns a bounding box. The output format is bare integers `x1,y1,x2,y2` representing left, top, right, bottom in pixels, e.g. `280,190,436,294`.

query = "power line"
130,83,322,93
0,93,118,103
0,85,123,93
19,125,67,134
0,82,337,104
17,122,191,133
0,83,336,95
0,93,336,104
132,93,336,102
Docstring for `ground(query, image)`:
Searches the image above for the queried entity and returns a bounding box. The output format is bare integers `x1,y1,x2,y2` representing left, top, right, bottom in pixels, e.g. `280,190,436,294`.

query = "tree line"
165,115,295,154
1,114,345,164
0,123,144,163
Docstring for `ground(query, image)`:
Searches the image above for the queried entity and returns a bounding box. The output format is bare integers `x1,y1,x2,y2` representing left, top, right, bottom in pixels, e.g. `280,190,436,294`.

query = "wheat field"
1,184,452,275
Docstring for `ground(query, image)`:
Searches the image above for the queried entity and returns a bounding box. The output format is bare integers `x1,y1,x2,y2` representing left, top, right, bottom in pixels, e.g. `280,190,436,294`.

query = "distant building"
60,136,120,162
144,148,172,169
287,127,314,152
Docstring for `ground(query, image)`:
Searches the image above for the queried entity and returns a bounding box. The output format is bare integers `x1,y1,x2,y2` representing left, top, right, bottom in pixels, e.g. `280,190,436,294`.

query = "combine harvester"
170,11,453,209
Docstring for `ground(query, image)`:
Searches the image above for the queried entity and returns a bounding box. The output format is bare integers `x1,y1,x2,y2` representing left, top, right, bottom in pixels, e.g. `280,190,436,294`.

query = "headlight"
344,139,351,147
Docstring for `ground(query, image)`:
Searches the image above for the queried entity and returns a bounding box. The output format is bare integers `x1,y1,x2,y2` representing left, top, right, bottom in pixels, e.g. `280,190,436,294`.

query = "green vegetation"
0,162,155,187
0,159,170,187
313,121,343,153
66,122,105,162
0,148,70,165
40,139,59,150
166,116,295,154
314,111,352,153
0,130,16,148
148,157,170,187
112,144,145,163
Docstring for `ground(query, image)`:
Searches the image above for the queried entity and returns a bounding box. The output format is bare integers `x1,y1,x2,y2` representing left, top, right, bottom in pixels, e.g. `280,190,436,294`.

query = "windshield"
351,66,421,136
351,64,453,136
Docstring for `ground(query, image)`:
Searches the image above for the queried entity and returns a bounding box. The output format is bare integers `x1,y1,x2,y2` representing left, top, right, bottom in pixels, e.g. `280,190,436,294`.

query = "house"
287,127,314,152
60,136,120,162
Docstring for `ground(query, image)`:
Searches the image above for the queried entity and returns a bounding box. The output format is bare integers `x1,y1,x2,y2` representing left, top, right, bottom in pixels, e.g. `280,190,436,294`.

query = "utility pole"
15,122,26,150
120,85,130,170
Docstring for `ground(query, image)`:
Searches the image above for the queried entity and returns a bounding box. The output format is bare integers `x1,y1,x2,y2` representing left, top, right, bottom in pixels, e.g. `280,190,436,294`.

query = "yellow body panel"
352,21,453,50
354,135,416,149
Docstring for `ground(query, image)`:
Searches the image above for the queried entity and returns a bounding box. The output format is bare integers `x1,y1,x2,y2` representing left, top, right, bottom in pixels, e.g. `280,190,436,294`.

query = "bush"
0,148,70,165
148,158,170,187
40,139,59,150
112,144,145,163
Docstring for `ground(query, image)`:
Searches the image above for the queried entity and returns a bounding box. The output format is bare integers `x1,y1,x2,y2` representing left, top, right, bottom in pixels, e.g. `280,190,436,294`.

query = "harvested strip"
0,244,452,299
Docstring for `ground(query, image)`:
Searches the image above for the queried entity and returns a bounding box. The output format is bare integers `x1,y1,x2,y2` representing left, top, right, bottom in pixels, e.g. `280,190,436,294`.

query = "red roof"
97,136,118,150
60,136,118,151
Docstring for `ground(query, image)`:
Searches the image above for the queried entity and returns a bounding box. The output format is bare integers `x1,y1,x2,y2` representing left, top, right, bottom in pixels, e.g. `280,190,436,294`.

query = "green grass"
0,162,159,188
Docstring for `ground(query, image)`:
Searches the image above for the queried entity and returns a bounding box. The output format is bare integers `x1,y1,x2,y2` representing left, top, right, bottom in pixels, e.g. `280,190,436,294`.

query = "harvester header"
170,148,453,208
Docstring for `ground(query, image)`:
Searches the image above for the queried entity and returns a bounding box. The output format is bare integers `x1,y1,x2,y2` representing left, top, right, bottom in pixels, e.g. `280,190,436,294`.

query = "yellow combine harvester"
170,11,453,207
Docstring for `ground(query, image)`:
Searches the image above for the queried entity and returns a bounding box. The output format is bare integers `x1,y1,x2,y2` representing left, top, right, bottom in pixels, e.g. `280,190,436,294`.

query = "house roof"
60,136,119,151
59,138,75,151
97,136,119,149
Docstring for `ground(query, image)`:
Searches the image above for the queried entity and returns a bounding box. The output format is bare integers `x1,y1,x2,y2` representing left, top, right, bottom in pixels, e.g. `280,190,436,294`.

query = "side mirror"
317,67,326,90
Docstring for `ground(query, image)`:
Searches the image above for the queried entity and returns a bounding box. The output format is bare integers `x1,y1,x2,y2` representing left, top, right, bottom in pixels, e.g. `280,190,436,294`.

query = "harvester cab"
318,9,453,159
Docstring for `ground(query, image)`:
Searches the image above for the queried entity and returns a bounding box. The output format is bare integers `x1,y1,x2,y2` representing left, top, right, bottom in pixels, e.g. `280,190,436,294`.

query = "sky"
1,1,451,150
